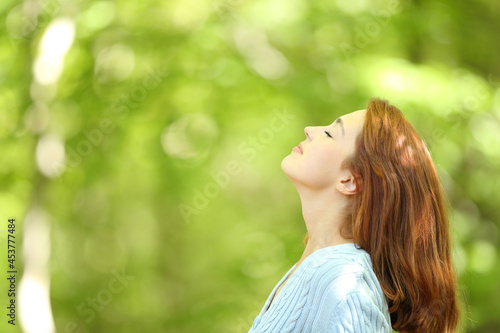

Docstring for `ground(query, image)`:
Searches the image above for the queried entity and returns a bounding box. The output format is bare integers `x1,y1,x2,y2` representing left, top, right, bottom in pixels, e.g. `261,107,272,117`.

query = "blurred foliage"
0,0,500,332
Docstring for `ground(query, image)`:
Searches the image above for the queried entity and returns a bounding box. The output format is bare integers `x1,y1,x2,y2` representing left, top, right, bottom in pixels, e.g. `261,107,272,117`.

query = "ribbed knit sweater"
248,243,392,332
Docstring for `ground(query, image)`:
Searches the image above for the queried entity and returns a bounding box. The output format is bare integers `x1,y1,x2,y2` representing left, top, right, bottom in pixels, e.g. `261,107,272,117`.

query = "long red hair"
340,98,460,332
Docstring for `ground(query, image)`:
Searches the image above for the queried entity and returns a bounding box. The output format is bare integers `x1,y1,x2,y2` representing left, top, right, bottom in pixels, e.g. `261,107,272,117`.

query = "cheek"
299,147,340,187
307,143,340,164
281,145,346,189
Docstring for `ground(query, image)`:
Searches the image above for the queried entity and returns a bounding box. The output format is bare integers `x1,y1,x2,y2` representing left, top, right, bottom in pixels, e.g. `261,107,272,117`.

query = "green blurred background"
1,0,499,332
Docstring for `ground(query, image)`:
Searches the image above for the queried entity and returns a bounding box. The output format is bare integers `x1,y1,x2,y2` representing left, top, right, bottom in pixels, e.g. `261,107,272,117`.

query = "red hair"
339,98,460,332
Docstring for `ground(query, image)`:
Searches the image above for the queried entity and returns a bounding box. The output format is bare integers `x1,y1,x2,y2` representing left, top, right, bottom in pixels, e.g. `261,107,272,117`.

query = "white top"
248,243,392,332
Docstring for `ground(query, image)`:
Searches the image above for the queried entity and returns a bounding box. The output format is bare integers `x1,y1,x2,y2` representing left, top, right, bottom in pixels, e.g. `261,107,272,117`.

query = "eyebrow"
334,118,345,136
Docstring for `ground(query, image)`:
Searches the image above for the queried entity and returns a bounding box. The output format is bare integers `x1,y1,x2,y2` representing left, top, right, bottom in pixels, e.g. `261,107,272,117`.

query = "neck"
296,186,353,262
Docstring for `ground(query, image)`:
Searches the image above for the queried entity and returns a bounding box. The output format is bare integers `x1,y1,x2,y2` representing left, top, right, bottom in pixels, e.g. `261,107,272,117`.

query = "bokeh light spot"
161,113,219,160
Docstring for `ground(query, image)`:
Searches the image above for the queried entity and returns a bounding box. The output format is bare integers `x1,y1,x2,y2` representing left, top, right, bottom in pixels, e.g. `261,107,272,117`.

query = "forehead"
344,109,366,121
332,109,365,138
332,109,365,126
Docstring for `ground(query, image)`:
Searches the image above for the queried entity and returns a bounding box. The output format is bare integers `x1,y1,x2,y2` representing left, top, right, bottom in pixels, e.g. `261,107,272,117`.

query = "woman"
248,98,460,332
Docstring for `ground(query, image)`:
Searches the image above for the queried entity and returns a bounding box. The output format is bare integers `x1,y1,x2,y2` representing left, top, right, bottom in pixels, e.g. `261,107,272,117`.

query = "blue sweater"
248,243,392,332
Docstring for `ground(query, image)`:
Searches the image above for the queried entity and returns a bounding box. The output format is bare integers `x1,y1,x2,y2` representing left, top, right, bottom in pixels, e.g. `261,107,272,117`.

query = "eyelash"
325,131,333,138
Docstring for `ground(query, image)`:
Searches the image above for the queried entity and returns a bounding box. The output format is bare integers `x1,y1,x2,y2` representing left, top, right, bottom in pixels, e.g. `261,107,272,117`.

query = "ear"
335,174,357,196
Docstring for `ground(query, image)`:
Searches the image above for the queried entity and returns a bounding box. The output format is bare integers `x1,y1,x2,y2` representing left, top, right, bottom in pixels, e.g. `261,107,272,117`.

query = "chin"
281,154,294,174
281,156,301,184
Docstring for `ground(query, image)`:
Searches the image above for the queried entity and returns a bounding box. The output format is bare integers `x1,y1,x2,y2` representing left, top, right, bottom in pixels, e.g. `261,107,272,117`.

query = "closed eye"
325,131,333,138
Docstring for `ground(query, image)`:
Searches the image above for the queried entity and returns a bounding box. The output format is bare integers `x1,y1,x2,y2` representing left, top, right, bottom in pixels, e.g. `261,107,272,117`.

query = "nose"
304,126,312,140
304,126,319,140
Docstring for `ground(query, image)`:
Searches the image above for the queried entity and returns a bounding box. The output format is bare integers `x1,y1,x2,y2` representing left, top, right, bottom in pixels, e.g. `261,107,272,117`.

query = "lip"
298,143,303,153
293,143,303,154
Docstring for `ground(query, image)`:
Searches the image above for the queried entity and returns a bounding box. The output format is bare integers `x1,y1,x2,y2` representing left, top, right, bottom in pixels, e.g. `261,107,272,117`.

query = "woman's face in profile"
281,109,365,190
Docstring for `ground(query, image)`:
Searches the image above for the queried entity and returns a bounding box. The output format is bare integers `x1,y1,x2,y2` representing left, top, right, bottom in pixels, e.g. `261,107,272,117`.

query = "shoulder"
305,243,376,295
300,244,392,331
328,292,393,332
302,244,391,324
